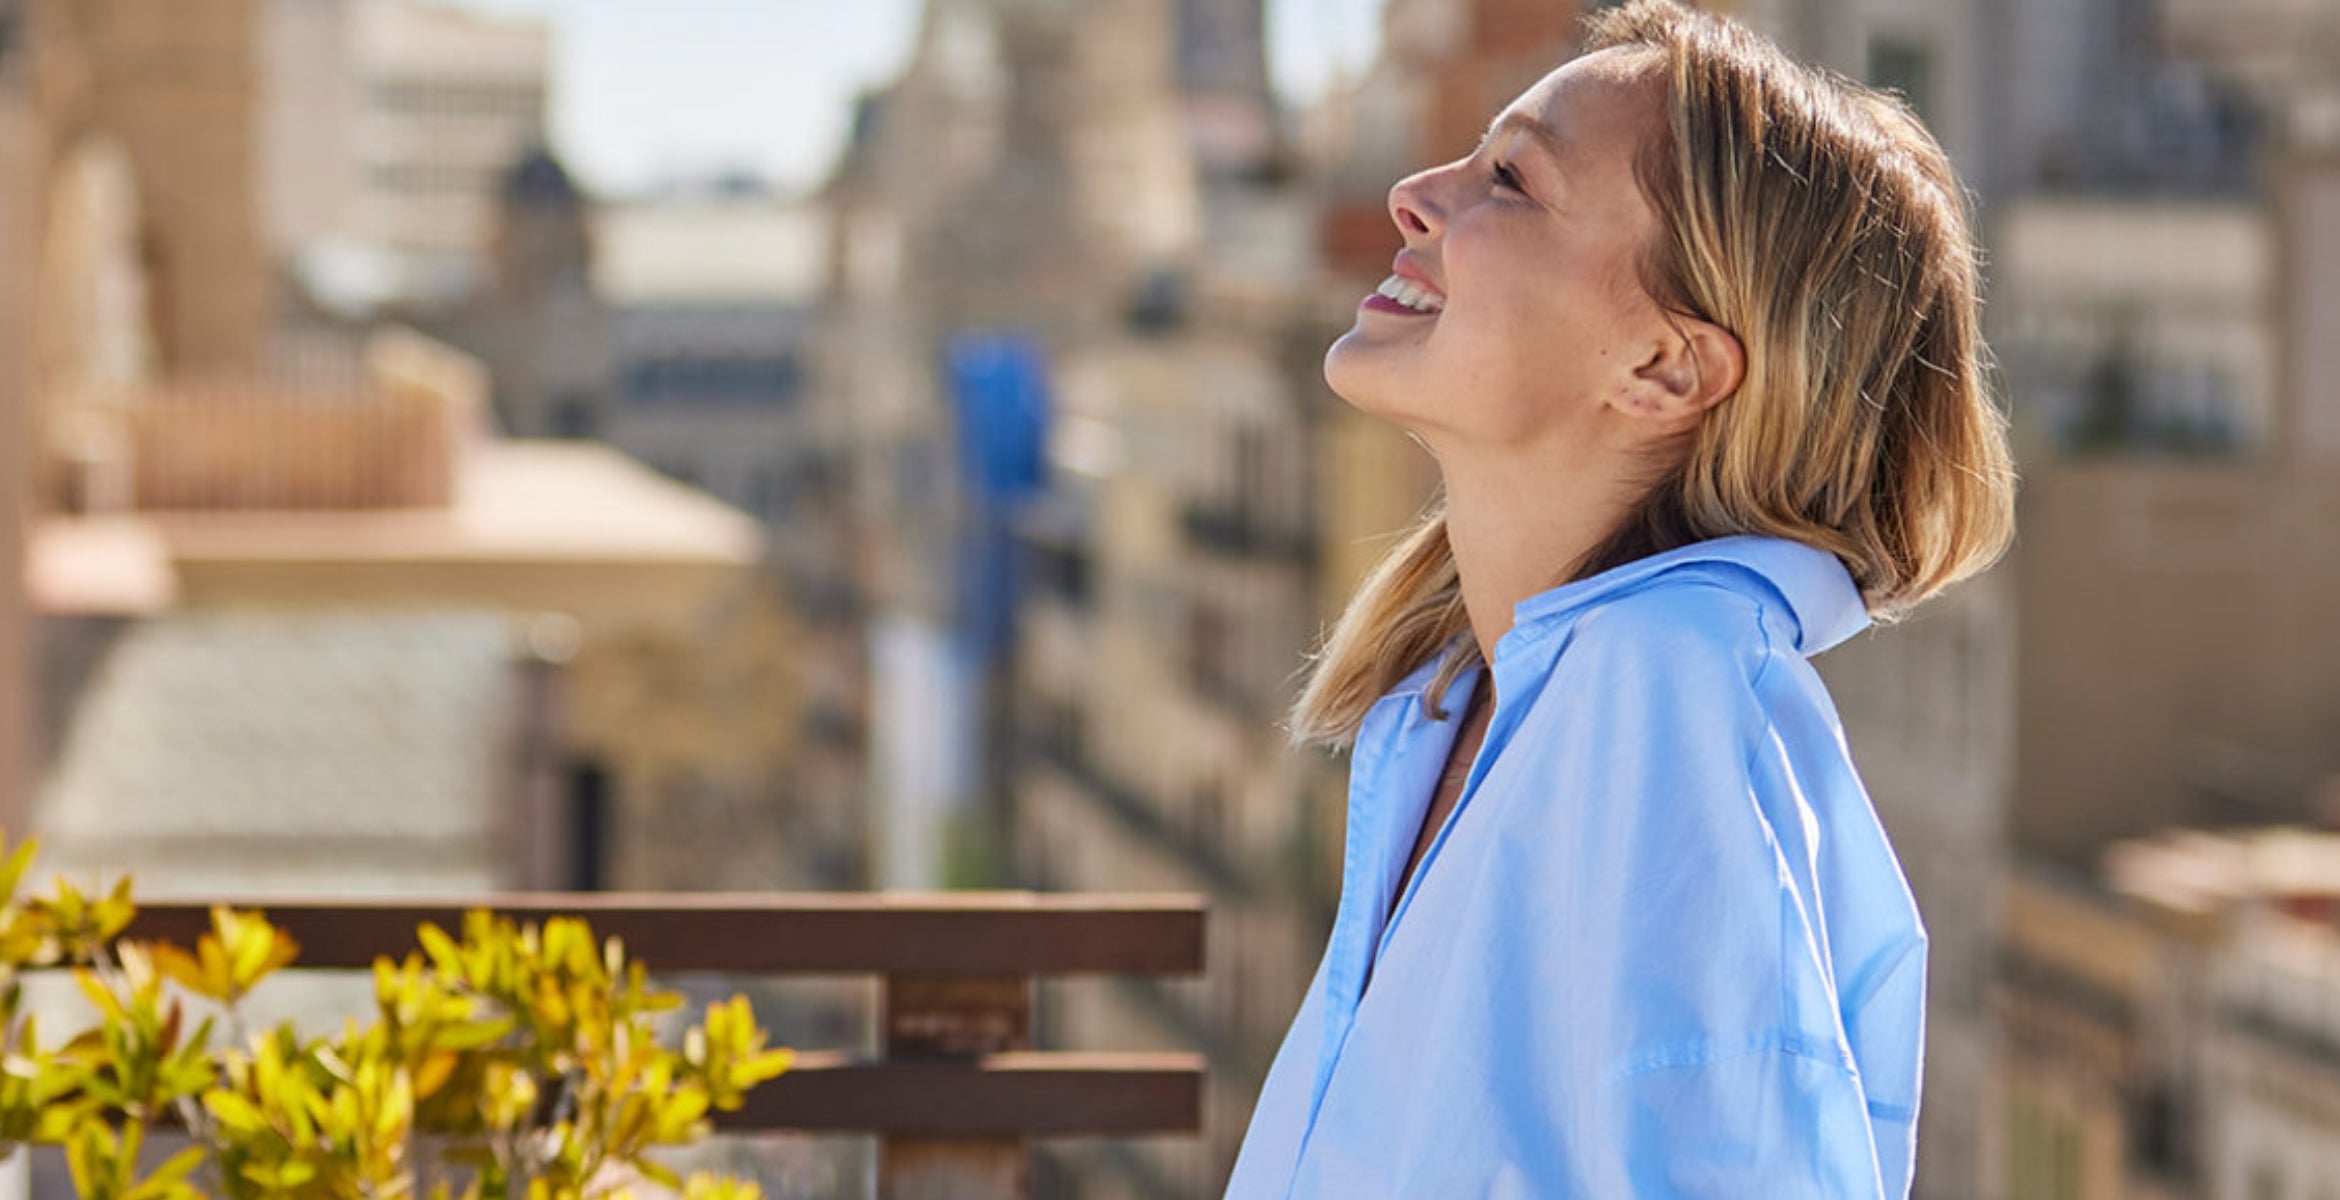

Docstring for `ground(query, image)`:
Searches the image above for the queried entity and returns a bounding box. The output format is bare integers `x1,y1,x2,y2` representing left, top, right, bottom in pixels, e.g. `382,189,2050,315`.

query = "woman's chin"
1323,335,1401,416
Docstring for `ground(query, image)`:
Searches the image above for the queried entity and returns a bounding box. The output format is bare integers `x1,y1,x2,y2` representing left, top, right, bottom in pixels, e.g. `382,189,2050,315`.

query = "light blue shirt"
1224,535,1926,1199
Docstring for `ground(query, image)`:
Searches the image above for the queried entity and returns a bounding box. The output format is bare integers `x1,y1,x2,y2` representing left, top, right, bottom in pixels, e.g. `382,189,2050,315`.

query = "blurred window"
369,77,545,120
368,162,498,195
566,759,610,892
549,392,597,439
623,351,801,407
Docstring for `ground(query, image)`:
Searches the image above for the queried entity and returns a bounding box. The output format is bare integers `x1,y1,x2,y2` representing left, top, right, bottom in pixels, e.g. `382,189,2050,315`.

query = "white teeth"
1375,274,1443,313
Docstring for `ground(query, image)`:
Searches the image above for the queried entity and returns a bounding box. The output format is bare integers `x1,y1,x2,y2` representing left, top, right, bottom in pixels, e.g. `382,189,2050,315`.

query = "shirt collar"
1371,534,1869,710
1505,534,1870,658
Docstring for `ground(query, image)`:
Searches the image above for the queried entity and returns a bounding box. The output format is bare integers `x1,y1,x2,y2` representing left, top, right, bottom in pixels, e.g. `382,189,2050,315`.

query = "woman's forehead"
1503,48,1664,168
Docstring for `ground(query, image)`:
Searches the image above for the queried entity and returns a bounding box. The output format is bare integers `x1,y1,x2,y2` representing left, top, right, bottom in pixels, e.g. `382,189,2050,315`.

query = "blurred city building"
1995,826,2340,1200
425,149,869,891
36,607,566,894
1993,0,2340,868
22,0,270,376
815,0,1365,1193
25,330,775,895
1933,3,2340,1200
262,0,551,313
3,0,803,904
0,0,41,835
822,0,1193,886
589,179,868,889
451,146,615,442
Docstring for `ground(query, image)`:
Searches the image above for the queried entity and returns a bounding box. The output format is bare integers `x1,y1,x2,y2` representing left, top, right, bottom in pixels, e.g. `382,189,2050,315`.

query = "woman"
1222,2,2013,1197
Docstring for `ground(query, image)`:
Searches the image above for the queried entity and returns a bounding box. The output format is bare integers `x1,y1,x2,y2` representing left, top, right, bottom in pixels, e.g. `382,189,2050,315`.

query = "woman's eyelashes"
1488,159,1525,194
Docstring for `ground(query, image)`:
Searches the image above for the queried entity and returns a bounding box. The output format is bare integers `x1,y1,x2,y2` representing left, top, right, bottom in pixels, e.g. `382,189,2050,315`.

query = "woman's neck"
1438,446,1651,667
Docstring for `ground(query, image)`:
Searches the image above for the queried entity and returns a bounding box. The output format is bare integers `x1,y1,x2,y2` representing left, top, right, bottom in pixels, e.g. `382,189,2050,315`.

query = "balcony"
121,890,1208,1200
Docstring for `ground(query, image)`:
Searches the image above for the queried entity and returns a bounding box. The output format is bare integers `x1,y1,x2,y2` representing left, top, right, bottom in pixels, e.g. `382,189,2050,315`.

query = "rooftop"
31,440,765,618
34,609,535,896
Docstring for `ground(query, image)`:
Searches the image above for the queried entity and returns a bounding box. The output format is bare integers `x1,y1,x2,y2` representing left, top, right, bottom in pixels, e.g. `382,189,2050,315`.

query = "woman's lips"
1363,273,1444,316
1361,292,1435,316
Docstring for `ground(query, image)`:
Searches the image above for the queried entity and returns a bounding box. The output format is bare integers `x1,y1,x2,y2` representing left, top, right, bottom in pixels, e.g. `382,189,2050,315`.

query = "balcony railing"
126,891,1208,1200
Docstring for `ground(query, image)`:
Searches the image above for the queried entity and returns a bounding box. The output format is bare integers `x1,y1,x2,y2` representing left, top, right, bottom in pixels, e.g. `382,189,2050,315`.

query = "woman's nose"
1389,169,1441,240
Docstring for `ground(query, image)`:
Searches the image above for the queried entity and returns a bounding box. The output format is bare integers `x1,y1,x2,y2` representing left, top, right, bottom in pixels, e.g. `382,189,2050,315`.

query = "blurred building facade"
589,182,868,889
0,0,42,837
24,329,777,896
1984,0,2340,875
21,0,270,379
819,1,1339,1194
3,0,809,905
1943,2,2340,1199
454,147,616,440
262,0,551,312
1995,826,2340,1200
435,152,870,892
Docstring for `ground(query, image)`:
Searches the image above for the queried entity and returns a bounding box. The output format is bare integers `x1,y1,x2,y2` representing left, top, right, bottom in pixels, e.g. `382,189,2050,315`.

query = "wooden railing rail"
124,892,1210,1200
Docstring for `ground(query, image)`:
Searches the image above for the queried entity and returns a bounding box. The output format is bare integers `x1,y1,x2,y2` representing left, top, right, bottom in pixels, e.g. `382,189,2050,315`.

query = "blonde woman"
1222,2,2014,1197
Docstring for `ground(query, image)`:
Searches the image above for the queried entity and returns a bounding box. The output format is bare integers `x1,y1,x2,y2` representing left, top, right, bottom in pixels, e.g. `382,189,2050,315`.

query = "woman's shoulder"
1497,555,1839,775
1550,564,1791,691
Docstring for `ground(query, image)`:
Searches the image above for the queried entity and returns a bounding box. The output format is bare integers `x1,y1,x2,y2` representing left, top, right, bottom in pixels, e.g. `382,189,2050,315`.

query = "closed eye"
1489,159,1525,193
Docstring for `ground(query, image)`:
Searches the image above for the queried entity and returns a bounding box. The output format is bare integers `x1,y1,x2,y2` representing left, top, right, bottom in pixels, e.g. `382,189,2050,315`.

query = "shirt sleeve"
1842,934,1927,1196
1494,583,1903,1199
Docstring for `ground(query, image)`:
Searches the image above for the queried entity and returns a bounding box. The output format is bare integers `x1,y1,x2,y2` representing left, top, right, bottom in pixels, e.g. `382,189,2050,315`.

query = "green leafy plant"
0,831,793,1199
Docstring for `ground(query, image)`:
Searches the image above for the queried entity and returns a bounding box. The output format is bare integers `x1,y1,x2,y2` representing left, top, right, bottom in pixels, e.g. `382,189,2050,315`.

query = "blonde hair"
1289,0,2017,749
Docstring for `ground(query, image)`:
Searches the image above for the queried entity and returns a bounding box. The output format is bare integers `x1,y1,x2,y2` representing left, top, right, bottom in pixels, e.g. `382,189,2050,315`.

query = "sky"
445,0,1386,199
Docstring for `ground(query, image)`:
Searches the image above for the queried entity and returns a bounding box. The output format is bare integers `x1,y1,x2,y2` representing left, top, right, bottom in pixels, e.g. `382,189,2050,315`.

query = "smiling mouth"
1368,273,1444,314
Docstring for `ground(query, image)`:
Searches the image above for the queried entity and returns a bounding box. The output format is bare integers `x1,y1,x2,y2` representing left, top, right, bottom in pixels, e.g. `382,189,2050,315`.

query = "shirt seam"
1604,1030,1857,1084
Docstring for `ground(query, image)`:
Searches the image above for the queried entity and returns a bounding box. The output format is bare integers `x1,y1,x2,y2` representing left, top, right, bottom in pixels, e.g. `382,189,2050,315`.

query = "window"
1191,779,1229,852
1234,425,1267,529
1184,598,1230,700
565,759,611,891
367,161,498,196
548,392,598,439
370,77,545,120
2052,1120,2081,1200
622,352,802,407
2130,1078,2194,1179
2005,1093,2086,1200
0,3,23,72
747,465,790,519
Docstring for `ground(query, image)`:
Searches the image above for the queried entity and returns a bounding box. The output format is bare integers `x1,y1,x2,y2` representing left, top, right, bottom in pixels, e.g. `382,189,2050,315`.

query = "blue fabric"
1223,535,1925,1199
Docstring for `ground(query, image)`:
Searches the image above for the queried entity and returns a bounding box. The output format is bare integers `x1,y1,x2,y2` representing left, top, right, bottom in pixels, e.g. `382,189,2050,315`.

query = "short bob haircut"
1290,0,2017,748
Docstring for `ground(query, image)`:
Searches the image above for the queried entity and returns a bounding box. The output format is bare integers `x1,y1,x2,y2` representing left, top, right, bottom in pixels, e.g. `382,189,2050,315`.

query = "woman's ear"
1619,315,1745,423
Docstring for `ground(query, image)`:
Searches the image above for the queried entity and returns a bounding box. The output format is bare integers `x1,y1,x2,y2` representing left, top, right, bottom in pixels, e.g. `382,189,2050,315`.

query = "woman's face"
1324,48,1677,452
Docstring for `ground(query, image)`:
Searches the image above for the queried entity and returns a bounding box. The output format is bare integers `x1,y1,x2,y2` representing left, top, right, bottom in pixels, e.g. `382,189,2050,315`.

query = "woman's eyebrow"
1481,111,1570,166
